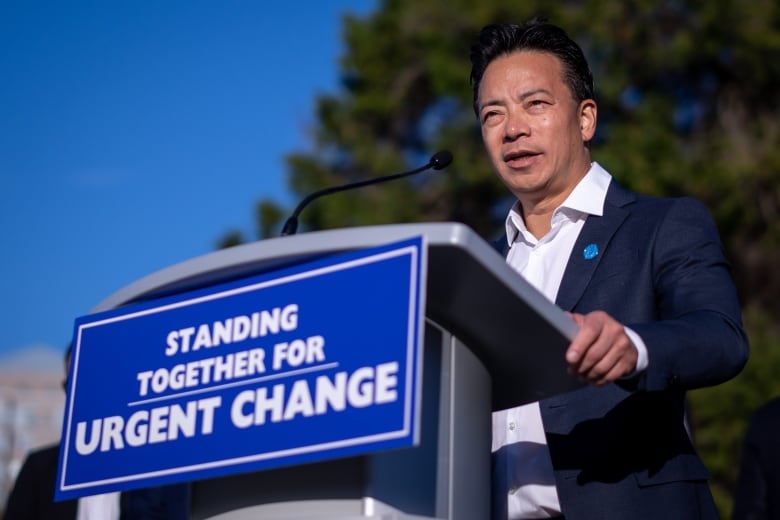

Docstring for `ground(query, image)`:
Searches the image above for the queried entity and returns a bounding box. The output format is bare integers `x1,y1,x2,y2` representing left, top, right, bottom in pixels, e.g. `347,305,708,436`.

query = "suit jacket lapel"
555,181,635,311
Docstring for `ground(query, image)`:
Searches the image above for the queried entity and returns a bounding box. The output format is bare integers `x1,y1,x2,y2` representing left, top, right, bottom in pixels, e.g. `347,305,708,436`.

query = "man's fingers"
565,311,637,384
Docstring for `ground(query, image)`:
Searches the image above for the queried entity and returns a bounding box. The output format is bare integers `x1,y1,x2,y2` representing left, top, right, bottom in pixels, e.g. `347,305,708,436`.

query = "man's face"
476,50,596,208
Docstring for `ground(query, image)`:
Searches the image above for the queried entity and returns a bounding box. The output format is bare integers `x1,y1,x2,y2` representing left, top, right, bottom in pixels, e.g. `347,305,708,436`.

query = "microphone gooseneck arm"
280,150,453,236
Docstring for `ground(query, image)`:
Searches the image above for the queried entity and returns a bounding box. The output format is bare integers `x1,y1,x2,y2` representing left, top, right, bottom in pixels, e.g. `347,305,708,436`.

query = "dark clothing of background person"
3,442,190,520
732,396,780,520
3,444,76,520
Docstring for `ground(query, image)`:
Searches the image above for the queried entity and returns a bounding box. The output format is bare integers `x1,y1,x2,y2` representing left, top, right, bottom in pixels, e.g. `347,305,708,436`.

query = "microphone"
279,150,453,236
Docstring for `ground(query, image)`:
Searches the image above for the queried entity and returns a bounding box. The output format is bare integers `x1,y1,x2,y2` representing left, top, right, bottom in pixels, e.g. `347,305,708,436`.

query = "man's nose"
504,111,530,141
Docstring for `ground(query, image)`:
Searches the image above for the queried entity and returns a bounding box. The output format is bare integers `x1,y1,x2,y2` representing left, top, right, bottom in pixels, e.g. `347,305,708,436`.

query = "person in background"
3,345,189,519
732,395,780,520
3,443,78,519
469,19,749,519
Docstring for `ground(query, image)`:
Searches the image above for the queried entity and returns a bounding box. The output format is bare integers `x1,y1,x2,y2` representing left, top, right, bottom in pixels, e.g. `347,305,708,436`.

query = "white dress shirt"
492,163,648,519
77,492,120,520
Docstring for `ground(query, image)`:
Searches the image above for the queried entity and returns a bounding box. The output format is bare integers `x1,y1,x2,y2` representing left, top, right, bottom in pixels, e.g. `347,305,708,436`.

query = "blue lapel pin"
583,243,599,260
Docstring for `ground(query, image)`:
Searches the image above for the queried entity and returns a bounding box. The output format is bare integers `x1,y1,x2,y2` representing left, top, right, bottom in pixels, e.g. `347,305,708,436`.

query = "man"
732,396,780,519
3,346,189,519
469,20,749,519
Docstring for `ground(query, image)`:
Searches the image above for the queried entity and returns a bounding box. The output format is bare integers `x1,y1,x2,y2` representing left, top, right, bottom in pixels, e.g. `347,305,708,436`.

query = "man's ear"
579,99,597,142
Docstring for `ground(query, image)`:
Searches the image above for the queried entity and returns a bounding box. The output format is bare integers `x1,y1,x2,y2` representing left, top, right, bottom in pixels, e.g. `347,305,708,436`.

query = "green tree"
224,1,780,515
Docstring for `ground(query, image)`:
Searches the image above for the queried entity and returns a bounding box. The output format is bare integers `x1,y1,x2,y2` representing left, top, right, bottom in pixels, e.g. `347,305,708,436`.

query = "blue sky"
0,1,377,368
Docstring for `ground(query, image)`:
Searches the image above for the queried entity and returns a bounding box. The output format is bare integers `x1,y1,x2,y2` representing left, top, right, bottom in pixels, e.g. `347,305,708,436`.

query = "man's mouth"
503,150,540,168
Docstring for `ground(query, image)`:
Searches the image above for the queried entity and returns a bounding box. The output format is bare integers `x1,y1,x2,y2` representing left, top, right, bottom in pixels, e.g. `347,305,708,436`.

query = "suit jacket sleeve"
625,197,748,392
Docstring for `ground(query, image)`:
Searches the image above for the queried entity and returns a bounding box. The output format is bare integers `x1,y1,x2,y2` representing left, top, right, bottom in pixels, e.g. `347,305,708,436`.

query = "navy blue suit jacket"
496,180,748,519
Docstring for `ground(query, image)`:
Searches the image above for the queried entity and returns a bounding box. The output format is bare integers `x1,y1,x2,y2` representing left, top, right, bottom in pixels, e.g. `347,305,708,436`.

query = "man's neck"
522,208,555,239
517,162,592,239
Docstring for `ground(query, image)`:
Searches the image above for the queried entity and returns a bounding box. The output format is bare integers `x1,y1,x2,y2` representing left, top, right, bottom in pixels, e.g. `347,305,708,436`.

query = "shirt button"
508,422,516,431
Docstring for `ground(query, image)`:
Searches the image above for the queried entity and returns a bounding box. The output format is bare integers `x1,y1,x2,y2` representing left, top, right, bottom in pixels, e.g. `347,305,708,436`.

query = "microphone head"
430,150,453,170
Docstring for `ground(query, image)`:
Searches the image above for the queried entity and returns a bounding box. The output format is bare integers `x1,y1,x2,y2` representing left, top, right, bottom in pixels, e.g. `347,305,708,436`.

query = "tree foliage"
224,0,780,515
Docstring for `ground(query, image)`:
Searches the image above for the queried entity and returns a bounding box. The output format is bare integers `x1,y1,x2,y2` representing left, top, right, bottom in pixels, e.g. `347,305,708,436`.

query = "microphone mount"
279,150,453,236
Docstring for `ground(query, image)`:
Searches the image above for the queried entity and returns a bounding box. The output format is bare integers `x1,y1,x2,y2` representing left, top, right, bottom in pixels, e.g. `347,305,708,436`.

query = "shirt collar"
504,162,613,246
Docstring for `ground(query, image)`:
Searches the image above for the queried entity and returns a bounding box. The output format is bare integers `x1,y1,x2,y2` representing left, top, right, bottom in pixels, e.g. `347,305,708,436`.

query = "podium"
86,222,580,519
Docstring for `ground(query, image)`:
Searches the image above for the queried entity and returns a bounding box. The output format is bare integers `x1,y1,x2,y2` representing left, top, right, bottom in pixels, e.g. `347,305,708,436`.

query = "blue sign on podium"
56,236,426,500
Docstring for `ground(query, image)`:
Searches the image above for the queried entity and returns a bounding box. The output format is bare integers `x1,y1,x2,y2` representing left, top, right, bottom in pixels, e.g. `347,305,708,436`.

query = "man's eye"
482,111,500,123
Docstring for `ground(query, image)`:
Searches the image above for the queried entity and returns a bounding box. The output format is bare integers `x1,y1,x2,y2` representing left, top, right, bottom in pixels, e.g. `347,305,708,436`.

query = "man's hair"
469,19,595,114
